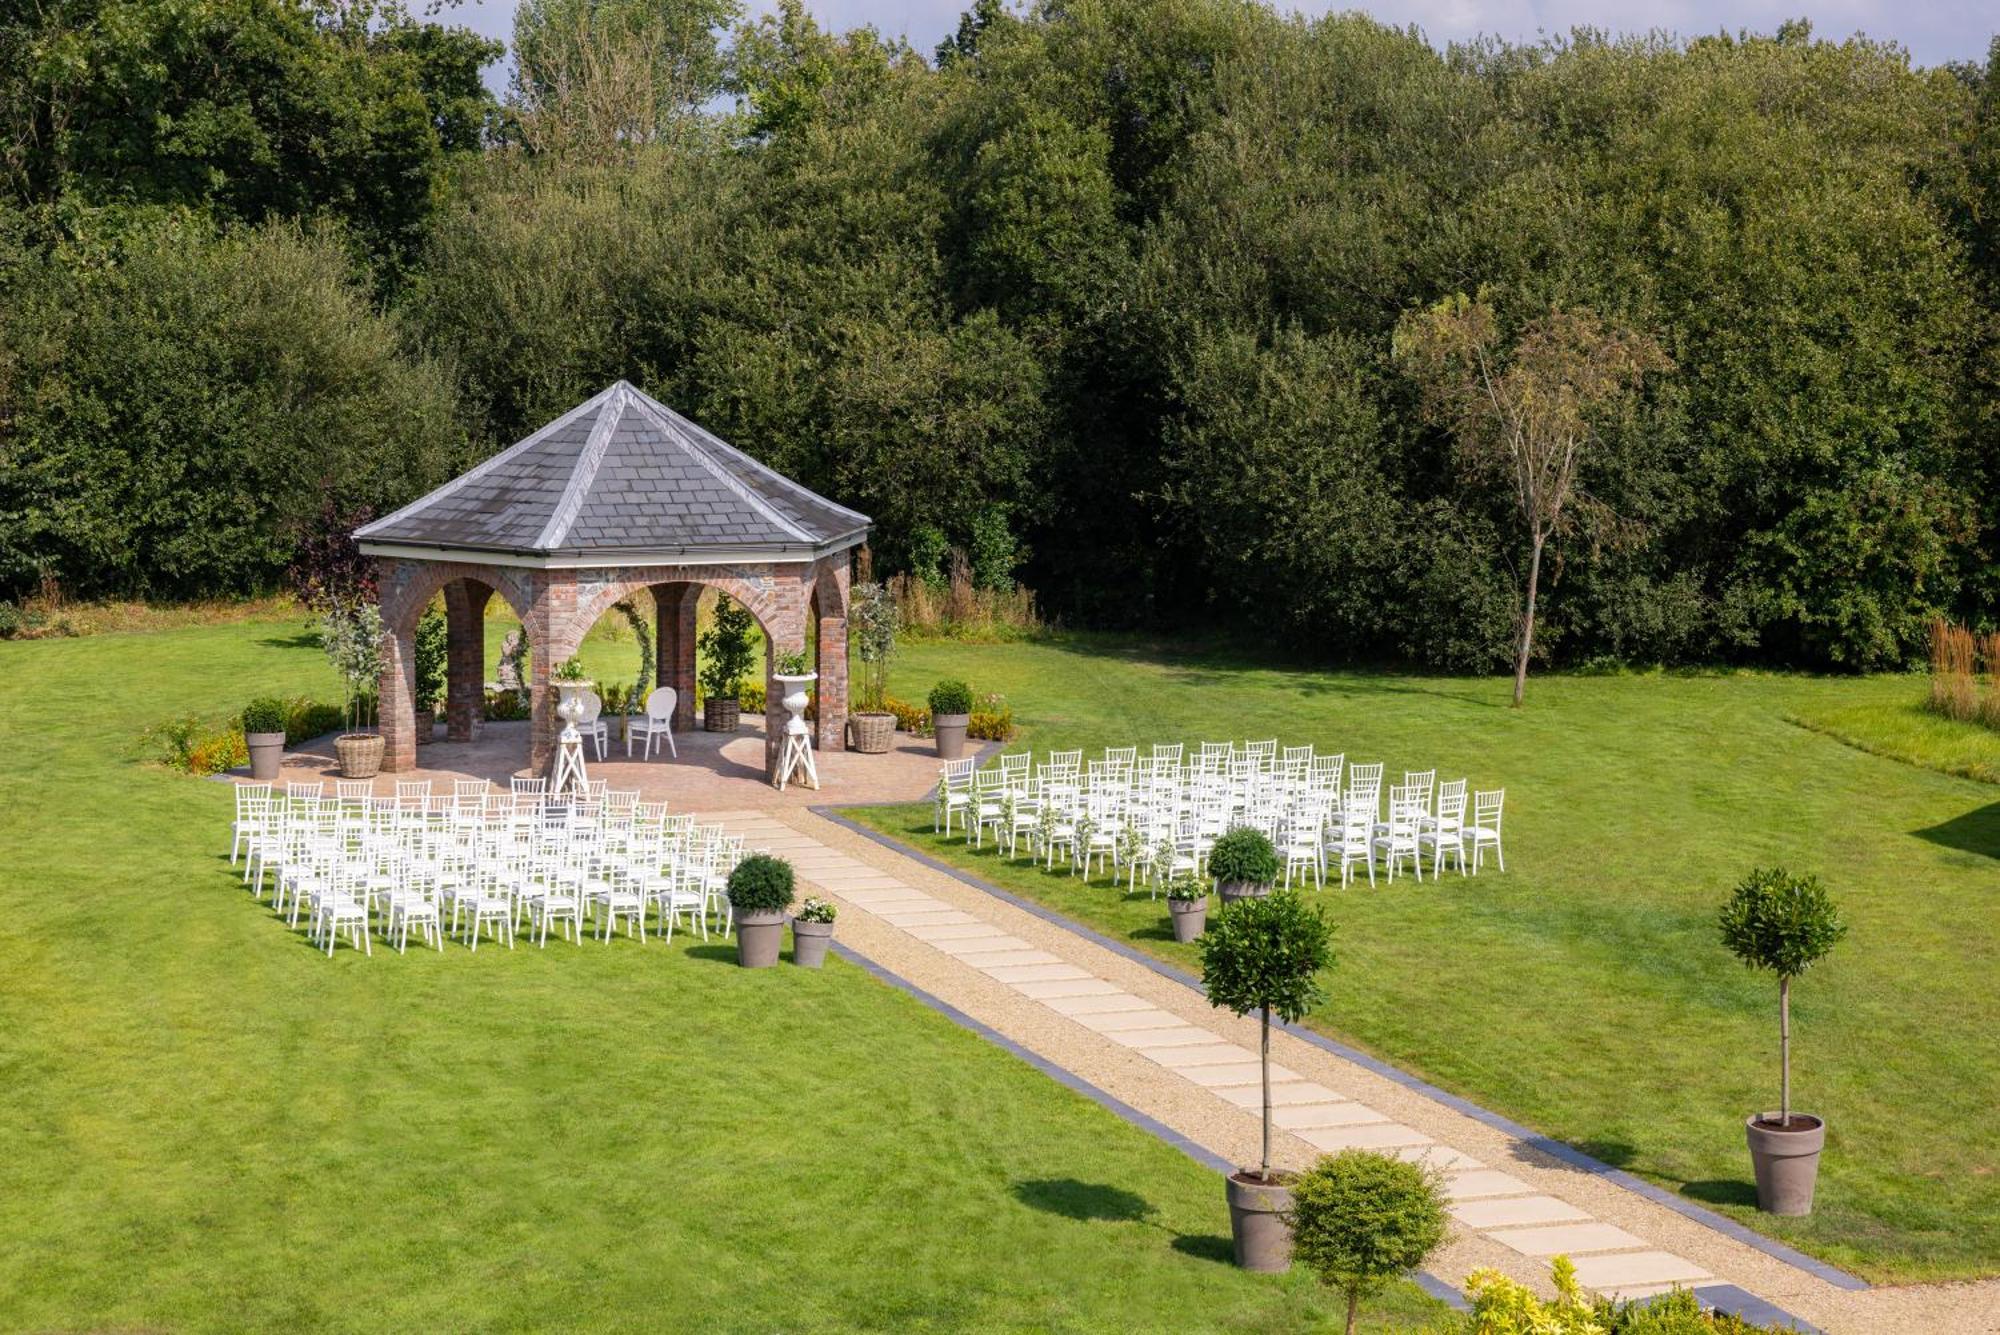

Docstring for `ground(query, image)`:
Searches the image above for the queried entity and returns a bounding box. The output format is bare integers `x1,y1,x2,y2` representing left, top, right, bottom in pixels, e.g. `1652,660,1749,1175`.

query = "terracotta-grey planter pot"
704,698,741,733
933,713,969,759
1225,1172,1295,1272
736,909,786,967
1168,898,1208,942
334,732,384,779
793,919,834,968
1746,1113,1825,1216
1217,880,1271,908
246,732,285,782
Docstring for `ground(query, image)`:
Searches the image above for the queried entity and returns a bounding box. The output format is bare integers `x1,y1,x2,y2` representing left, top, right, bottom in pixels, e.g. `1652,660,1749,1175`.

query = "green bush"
1207,826,1279,885
1446,1260,1788,1333
699,596,757,700
0,602,19,639
928,679,974,716
1286,1151,1446,1335
241,697,287,734
284,699,344,743
726,853,797,914
413,605,448,711
1164,872,1207,903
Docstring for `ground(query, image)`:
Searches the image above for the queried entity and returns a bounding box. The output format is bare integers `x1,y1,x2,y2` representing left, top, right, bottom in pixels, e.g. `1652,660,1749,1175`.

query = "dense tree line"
2,0,1998,671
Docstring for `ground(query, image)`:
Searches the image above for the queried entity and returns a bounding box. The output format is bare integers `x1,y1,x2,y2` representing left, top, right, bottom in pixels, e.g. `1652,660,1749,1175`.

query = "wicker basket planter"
704,697,740,733
414,707,436,746
335,732,385,779
850,711,896,754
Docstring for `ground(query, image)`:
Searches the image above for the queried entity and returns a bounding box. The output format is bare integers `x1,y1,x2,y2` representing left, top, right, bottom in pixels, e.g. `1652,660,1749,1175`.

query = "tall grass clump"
890,552,1042,642
1928,618,1978,722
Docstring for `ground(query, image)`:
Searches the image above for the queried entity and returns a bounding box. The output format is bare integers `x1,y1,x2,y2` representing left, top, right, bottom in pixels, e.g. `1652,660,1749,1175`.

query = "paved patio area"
264,718,976,811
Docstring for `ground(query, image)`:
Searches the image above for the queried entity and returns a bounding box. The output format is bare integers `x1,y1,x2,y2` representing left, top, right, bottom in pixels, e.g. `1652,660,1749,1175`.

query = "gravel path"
702,806,2000,1334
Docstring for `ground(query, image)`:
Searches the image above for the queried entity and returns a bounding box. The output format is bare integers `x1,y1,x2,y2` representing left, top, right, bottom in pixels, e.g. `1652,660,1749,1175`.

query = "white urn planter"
773,672,818,791
552,679,594,794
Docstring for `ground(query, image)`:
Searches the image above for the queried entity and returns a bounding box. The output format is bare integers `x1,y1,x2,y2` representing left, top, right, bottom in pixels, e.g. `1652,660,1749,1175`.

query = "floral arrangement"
796,896,838,924
553,655,589,682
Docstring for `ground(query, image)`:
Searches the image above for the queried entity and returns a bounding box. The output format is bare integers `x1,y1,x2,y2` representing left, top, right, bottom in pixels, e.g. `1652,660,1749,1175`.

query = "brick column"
443,579,492,742
525,569,583,775
653,582,698,732
378,620,418,773
813,556,850,753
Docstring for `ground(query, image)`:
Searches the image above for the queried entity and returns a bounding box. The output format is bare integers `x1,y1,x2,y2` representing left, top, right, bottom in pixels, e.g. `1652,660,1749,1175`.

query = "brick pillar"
525,570,583,775
813,555,850,753
653,582,698,731
443,579,492,742
379,619,418,774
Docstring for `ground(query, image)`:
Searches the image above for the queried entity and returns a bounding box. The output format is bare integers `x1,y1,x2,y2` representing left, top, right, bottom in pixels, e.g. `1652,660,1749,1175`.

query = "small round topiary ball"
727,853,797,914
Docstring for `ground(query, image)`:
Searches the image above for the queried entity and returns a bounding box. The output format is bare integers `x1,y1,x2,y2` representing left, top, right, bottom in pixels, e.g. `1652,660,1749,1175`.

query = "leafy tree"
1198,890,1333,1179
1395,297,1671,703
697,594,756,702
1718,869,1847,1127
1287,1151,1447,1335
510,0,740,159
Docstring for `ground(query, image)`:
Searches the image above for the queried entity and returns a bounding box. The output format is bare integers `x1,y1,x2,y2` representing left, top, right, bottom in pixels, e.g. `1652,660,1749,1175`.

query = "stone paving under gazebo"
355,381,869,784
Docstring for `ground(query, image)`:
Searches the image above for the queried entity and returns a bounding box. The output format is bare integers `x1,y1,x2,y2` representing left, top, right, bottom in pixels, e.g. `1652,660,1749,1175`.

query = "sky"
453,0,1997,93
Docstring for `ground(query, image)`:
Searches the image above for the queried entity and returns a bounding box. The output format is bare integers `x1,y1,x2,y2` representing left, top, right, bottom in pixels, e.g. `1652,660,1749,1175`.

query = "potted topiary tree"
320,600,385,779
1199,890,1335,1271
929,679,973,759
793,896,837,968
1209,826,1279,906
1287,1150,1448,1335
699,595,756,732
848,581,899,754
1718,867,1847,1216
242,697,288,782
1166,870,1209,942
728,852,796,968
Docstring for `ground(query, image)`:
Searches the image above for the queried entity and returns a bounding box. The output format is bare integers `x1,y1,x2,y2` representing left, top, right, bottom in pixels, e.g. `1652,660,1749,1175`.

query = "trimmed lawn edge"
1783,712,2000,786
814,803,1872,1297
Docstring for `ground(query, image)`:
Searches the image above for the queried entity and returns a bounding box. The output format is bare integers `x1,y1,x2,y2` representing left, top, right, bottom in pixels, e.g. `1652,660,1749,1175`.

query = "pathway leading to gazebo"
700,806,1997,1335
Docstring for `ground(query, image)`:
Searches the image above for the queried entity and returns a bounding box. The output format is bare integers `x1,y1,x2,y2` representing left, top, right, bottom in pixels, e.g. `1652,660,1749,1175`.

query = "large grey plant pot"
246,732,286,782
1746,1113,1825,1216
933,714,970,759
1225,1172,1295,1272
1217,881,1271,908
1168,898,1208,942
736,910,787,968
793,919,834,968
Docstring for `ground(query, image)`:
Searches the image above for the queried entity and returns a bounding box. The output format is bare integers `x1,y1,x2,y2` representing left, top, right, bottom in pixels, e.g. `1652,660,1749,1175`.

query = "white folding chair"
1467,790,1505,873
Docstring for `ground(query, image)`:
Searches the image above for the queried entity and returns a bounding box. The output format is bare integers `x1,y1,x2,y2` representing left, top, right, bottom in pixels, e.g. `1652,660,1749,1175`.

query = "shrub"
698,595,756,700
884,695,930,733
241,697,287,734
928,679,973,716
1164,872,1208,903
1207,826,1279,886
1718,868,1847,1126
152,715,248,775
1445,1259,1788,1333
796,896,837,924
968,691,1014,740
0,602,19,638
738,682,767,713
1199,890,1334,1177
1287,1150,1447,1335
413,605,448,711
726,853,797,914
284,698,344,743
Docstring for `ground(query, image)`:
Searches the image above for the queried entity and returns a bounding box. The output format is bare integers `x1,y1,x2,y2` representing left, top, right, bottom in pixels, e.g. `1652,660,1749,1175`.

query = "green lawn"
849,636,2000,1285
0,617,1441,1333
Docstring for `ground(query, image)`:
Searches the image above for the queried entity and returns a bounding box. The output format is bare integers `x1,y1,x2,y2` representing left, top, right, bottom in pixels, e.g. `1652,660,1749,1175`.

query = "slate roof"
355,382,870,561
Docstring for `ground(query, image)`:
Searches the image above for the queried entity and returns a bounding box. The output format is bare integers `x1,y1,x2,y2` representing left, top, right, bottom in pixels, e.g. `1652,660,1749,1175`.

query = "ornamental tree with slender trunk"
1198,890,1334,1180
1393,295,1671,707
1717,868,1847,1127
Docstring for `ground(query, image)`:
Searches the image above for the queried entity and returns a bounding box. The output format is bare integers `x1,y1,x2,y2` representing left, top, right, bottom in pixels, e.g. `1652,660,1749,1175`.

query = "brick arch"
377,557,532,637
557,564,801,664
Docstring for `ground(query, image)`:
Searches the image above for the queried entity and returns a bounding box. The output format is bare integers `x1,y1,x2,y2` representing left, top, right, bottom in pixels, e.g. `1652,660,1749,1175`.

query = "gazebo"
355,381,869,782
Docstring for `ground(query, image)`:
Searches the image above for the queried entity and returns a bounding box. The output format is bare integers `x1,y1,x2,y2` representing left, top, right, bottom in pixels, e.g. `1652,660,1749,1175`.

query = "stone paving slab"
1179,1062,1288,1087
933,935,1032,956
883,910,981,927
1215,1081,1346,1109
1068,1006,1185,1032
1443,1170,1539,1201
1394,1144,1484,1171
1101,1025,1211,1048
1451,1195,1593,1229
906,922,1009,942
1296,1121,1434,1151
1567,1251,1712,1289
986,962,1093,983
1271,1101,1389,1129
1011,978,1122,999
1488,1221,1651,1257
958,949,1063,968
1043,993,1157,1017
